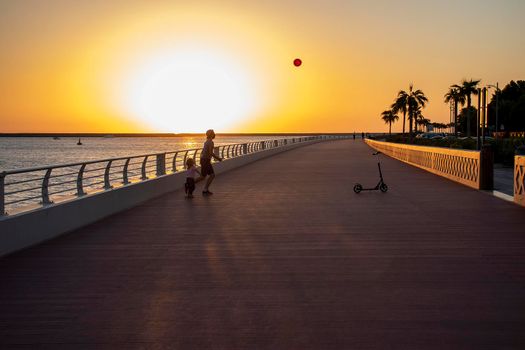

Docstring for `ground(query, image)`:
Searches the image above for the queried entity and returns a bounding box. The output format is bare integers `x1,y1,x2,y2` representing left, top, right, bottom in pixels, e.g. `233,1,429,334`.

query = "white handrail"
0,136,346,215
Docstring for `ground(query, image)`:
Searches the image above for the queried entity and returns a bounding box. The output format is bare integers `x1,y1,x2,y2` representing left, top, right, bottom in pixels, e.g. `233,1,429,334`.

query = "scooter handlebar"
372,151,382,155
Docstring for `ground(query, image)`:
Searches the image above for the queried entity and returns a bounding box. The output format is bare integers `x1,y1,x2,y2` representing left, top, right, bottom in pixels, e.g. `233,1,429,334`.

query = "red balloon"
293,58,302,67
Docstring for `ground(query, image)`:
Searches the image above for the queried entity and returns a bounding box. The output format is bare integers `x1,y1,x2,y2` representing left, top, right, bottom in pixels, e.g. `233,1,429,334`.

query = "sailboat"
77,138,83,145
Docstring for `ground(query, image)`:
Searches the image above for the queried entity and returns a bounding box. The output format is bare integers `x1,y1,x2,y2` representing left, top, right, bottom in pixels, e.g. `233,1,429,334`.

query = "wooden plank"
1,139,525,349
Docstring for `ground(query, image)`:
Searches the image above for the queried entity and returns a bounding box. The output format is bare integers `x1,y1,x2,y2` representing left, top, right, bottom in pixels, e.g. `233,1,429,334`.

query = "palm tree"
392,84,428,137
444,87,465,136
391,90,409,135
456,79,480,137
381,110,399,135
423,118,432,131
431,122,440,132
413,105,428,132
447,122,455,134
406,84,428,137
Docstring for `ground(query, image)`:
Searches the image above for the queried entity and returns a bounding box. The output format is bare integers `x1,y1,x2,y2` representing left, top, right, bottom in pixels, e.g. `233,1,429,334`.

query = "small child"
185,158,201,198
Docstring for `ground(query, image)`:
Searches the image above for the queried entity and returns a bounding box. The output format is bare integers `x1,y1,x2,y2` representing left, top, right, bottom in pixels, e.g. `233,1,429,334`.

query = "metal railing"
0,135,345,216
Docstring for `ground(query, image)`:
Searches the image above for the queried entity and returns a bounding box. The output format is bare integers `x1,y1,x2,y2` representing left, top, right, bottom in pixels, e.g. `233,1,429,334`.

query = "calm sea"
0,135,292,171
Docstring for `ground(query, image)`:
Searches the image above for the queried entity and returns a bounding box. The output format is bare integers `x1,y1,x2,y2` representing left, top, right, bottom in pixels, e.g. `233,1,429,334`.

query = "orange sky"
1,0,524,133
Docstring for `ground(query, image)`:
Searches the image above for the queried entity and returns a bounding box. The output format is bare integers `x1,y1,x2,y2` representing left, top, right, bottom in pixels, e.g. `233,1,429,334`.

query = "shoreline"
0,132,355,138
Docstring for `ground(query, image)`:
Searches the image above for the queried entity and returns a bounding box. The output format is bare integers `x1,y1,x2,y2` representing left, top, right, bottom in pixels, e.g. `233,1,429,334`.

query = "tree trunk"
466,95,471,137
389,122,392,135
402,111,406,134
454,101,458,136
409,113,413,140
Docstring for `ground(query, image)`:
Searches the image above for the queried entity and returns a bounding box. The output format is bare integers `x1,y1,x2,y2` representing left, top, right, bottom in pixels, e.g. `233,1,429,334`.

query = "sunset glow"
120,47,258,133
1,1,524,133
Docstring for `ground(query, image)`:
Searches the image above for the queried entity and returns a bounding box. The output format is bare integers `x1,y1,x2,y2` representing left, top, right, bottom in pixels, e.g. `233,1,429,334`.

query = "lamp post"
477,88,481,150
481,87,487,145
487,83,500,136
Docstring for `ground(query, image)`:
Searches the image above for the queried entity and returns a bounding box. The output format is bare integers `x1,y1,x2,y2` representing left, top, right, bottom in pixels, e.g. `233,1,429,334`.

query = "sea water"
0,135,292,171
0,135,300,213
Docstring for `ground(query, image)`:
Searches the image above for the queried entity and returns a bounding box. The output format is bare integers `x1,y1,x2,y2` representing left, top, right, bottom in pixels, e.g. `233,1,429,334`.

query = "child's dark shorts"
185,177,195,194
200,158,214,176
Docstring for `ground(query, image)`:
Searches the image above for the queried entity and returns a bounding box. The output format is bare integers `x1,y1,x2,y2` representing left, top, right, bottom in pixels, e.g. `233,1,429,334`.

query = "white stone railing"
515,155,525,206
365,139,493,190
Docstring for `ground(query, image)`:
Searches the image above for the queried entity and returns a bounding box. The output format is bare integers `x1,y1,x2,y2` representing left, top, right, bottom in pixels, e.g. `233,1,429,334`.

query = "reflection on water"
0,136,290,171
0,135,297,214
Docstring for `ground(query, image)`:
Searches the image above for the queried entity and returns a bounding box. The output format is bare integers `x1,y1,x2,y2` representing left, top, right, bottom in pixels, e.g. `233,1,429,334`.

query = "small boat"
53,136,60,140
77,138,83,145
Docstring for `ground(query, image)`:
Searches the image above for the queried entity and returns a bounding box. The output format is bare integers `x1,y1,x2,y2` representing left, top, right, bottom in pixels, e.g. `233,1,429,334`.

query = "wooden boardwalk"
1,139,525,349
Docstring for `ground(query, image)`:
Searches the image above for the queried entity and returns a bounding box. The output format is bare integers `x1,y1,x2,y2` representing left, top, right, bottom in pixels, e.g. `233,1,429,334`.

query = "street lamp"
476,87,488,149
487,83,500,136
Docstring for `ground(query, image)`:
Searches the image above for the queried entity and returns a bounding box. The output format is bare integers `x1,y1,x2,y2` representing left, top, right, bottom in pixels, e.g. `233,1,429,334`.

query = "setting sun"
120,47,258,133
1,1,524,133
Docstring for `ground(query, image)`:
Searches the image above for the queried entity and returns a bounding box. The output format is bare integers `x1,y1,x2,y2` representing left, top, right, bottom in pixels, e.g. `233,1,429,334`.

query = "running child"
184,158,201,198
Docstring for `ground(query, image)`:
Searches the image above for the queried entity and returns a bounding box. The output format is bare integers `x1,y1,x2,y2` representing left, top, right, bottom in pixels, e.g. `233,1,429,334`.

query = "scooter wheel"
353,184,363,193
380,183,388,192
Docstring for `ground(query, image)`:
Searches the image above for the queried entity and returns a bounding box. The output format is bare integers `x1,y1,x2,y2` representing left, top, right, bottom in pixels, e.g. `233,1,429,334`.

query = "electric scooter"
353,151,388,193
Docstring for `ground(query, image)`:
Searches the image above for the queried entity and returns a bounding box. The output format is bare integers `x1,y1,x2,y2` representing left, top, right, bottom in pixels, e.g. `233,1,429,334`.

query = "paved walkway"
494,165,514,196
1,140,525,349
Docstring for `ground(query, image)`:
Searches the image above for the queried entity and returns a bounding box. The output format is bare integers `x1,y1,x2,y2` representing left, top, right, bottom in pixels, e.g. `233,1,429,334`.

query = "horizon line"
0,132,367,138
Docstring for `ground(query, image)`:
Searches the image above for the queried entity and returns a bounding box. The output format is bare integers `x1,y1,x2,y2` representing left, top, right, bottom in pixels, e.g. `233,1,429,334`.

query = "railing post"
243,143,248,155
480,144,494,190
274,140,278,148
77,164,86,196
0,172,5,216
104,161,113,189
141,156,149,180
123,158,130,184
156,153,166,176
172,152,178,173
221,146,225,159
261,141,265,150
183,151,189,169
42,168,53,205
